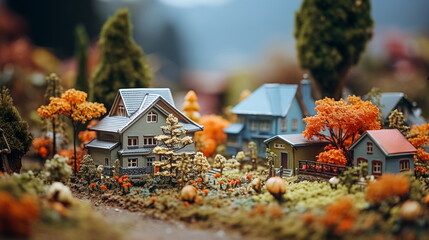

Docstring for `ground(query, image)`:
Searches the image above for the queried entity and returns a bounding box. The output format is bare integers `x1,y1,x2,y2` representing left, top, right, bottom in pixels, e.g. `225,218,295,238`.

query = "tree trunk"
52,118,56,156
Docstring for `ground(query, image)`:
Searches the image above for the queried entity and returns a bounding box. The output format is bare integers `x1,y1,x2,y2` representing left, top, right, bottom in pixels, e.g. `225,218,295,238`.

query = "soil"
79,197,244,240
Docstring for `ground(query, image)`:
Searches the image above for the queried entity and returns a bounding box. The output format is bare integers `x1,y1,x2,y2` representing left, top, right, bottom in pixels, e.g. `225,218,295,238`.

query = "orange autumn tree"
182,90,200,123
37,89,106,172
196,115,230,157
407,123,429,162
303,95,381,166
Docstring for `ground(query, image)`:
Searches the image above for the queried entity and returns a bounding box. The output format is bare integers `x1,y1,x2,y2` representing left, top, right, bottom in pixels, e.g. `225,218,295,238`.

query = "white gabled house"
86,88,203,176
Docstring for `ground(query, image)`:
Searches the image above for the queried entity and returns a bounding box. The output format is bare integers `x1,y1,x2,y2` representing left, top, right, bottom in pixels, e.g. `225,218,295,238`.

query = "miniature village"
1,1,429,240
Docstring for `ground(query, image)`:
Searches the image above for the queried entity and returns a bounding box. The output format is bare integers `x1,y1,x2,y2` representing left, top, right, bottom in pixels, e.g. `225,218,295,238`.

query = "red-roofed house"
349,129,417,176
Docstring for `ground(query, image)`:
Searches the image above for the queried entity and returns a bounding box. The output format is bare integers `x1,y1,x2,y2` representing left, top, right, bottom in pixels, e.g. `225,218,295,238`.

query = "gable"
110,96,128,117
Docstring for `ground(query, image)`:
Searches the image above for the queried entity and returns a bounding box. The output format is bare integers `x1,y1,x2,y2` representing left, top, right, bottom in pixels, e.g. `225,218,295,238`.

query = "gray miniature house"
374,92,425,127
225,75,316,158
349,129,416,176
86,88,203,176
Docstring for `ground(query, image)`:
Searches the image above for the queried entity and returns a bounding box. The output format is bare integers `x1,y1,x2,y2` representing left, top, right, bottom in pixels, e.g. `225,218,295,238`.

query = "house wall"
88,145,120,166
122,107,167,149
385,155,414,173
352,136,386,174
267,139,326,173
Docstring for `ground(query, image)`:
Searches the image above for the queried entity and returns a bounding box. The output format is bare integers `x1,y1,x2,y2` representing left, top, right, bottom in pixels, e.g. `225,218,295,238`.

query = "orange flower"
219,181,224,185
89,183,97,188
321,198,357,235
235,179,241,184
196,178,202,183
214,173,221,178
190,180,196,184
149,197,157,204
423,194,429,204
100,185,108,191
203,189,209,195
246,174,253,180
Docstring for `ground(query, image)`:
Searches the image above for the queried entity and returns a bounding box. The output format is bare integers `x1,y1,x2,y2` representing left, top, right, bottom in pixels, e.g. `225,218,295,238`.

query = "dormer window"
118,104,126,116
367,142,373,154
147,111,158,123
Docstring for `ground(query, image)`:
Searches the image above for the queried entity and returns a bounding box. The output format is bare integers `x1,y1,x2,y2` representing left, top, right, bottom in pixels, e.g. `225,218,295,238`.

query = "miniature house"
86,88,203,176
349,129,416,176
373,92,426,127
264,134,328,175
225,75,316,157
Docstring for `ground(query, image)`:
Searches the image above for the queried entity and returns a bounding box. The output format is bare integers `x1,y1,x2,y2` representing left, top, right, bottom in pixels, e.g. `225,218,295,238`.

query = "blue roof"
379,92,405,120
232,84,298,117
224,123,244,134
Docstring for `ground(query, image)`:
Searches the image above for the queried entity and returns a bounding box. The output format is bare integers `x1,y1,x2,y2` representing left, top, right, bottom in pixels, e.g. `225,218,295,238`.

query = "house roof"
379,92,406,120
349,129,417,156
85,139,120,150
231,84,299,117
224,123,244,134
90,89,203,133
117,88,174,116
264,134,328,147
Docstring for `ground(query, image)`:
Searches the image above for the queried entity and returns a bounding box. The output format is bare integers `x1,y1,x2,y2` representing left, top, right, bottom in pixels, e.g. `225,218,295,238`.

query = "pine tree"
0,87,33,172
193,152,210,179
79,154,98,184
389,109,410,136
74,25,91,100
295,0,373,98
92,9,152,109
213,154,227,174
153,114,193,180
43,73,65,155
182,90,200,123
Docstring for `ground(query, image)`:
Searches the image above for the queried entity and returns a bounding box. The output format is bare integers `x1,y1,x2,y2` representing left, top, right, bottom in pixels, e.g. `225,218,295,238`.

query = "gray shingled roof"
85,139,120,150
264,133,328,147
224,123,244,134
119,88,174,116
379,92,405,120
91,89,203,133
118,148,153,156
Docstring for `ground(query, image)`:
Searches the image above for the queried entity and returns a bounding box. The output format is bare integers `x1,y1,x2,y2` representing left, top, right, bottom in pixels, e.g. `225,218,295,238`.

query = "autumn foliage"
321,198,357,235
32,137,53,159
303,96,380,165
196,115,230,156
316,148,347,166
0,192,40,237
37,89,106,172
407,123,429,162
365,174,410,204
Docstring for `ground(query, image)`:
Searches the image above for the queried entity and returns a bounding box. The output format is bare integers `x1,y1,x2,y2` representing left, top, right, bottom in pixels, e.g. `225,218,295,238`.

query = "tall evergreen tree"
0,87,33,172
295,0,373,99
92,9,152,110
74,25,91,100
43,73,65,155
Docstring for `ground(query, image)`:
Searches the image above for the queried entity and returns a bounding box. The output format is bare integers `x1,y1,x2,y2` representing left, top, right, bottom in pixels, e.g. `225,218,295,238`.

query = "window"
128,158,138,168
118,104,126,116
227,135,238,146
274,143,285,149
400,160,410,172
367,142,373,154
372,160,382,176
128,136,138,146
281,118,287,132
357,158,367,167
147,157,155,166
144,136,156,146
250,120,258,131
259,121,271,132
292,119,298,131
105,158,109,166
147,111,158,123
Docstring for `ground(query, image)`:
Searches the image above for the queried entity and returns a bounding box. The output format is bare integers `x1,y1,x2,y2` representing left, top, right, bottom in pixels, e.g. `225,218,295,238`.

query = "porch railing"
298,160,347,178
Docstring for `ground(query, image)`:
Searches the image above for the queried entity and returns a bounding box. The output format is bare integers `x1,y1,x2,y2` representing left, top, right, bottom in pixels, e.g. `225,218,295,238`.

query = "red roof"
365,129,417,155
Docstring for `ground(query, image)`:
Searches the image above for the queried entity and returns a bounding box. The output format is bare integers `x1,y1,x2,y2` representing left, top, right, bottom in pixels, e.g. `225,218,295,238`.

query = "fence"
103,166,154,176
298,160,347,178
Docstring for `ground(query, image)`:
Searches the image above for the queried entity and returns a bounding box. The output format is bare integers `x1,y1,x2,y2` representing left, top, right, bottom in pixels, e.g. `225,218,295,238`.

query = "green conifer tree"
0,87,33,172
43,73,65,155
295,0,373,98
74,25,91,100
92,9,152,109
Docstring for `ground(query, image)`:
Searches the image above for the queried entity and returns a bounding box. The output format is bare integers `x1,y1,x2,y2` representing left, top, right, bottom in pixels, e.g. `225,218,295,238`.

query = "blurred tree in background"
92,9,152,110
295,0,373,99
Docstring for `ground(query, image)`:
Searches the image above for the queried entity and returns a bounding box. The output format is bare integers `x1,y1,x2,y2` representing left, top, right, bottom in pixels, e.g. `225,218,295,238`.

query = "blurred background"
1,0,428,121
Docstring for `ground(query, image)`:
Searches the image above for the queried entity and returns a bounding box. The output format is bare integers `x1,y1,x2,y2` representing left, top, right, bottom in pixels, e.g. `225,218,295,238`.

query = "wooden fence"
298,160,347,178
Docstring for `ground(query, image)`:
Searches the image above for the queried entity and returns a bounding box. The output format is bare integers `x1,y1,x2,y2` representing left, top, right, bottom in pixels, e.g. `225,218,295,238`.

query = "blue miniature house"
225,76,316,157
349,129,417,176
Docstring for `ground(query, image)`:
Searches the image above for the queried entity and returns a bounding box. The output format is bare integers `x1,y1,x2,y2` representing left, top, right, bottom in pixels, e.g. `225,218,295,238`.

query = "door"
280,152,288,169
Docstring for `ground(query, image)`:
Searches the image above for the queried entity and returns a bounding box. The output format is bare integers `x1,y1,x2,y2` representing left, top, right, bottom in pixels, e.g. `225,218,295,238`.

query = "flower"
219,181,224,185
214,173,221,178
89,183,97,188
321,198,357,235
246,174,253,180
100,185,108,191
203,189,209,195
197,178,202,183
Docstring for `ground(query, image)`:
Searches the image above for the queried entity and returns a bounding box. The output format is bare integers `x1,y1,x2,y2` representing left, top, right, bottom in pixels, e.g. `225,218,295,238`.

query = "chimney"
300,73,311,101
